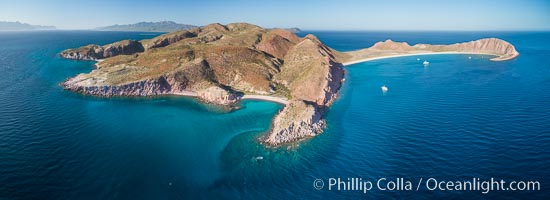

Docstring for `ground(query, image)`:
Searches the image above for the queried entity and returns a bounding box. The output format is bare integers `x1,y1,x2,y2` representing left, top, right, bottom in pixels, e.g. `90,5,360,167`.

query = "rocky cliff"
264,35,345,145
60,30,200,61
265,101,325,145
61,23,518,146
60,40,145,61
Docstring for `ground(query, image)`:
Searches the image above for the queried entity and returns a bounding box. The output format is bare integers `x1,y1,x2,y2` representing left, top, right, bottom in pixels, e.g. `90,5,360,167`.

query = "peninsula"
60,23,518,146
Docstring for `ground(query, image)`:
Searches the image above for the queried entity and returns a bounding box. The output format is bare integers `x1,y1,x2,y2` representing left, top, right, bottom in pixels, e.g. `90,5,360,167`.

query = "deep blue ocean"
0,30,549,199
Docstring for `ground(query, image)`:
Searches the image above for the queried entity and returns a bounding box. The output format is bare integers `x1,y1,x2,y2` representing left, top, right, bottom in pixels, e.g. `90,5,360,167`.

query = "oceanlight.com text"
313,177,540,194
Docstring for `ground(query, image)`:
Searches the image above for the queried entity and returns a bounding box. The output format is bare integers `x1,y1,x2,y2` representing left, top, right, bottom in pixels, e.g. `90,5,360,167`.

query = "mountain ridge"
95,21,197,32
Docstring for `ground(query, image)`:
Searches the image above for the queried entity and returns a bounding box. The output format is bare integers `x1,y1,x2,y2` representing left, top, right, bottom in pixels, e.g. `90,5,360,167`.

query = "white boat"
423,60,429,66
381,85,388,93
417,58,420,61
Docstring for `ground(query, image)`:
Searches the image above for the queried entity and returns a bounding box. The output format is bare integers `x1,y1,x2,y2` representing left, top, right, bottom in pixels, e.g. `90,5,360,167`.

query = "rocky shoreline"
62,75,240,105
263,35,345,146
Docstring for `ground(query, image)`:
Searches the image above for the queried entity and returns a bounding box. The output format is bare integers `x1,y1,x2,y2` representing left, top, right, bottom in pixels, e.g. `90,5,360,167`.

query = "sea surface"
0,30,549,199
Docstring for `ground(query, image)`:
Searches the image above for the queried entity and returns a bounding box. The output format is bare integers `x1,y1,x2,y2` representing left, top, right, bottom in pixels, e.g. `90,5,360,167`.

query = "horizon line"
4,28,550,32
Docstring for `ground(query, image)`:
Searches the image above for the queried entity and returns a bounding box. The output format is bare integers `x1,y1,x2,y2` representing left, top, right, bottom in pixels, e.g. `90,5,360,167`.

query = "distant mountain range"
95,21,197,32
284,27,301,33
0,21,56,31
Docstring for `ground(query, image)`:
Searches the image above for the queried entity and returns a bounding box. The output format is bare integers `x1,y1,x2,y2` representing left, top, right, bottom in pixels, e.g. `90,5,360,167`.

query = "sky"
0,0,549,31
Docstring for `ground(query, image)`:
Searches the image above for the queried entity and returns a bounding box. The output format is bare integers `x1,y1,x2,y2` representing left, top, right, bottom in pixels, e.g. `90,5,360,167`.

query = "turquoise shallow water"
1,31,549,199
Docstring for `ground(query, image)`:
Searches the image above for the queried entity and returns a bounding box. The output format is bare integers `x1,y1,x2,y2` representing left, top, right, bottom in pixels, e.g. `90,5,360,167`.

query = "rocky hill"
60,23,518,146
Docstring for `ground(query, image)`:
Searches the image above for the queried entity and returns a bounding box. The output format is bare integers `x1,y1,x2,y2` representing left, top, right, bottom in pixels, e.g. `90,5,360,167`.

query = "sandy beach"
170,91,198,97
171,91,288,105
342,51,501,66
241,95,289,105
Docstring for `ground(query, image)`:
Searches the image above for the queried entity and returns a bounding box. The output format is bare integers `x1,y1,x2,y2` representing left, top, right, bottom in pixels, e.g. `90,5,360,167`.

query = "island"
60,23,518,146
94,21,197,32
0,21,56,31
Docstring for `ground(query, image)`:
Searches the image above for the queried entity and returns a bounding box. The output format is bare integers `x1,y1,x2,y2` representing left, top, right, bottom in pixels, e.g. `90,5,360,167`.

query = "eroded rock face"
264,100,325,145
61,57,240,105
60,44,104,61
264,35,345,146
61,66,191,96
197,86,239,105
444,38,519,61
62,72,238,105
63,75,175,96
102,40,144,58
60,40,144,60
